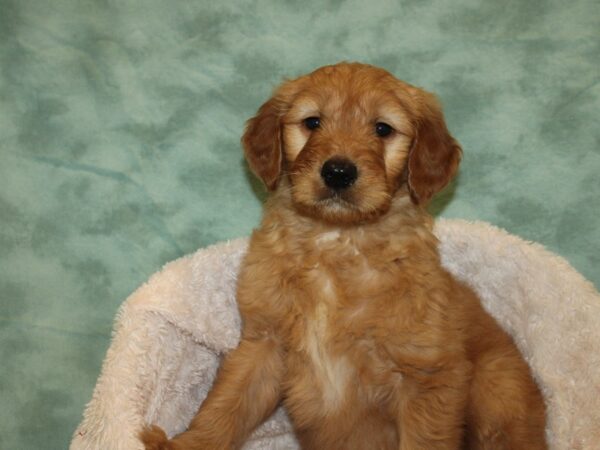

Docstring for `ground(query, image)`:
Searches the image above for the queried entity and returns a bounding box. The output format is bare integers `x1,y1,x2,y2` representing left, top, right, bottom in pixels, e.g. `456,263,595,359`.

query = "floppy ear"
241,98,283,191
407,91,462,204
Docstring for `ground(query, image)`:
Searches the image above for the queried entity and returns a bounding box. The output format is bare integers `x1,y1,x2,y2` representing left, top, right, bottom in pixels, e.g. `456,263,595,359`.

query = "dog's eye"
304,117,321,130
375,122,393,137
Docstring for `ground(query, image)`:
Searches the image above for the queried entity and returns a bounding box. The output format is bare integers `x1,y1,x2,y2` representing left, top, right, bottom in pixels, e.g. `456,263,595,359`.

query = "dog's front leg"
395,361,471,450
140,336,284,450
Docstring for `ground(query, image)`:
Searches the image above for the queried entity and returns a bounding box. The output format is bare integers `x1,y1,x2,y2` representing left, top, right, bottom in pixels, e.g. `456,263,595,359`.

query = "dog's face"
242,63,461,224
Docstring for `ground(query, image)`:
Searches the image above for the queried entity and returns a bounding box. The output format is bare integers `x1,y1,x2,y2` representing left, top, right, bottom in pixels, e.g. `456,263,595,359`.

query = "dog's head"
242,62,461,224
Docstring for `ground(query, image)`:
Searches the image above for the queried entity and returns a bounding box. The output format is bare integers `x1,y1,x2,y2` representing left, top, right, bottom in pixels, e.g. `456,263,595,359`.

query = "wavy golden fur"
141,62,547,449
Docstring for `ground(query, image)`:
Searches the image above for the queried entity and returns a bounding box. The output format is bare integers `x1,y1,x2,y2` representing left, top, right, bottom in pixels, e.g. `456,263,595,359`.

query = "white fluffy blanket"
70,219,600,450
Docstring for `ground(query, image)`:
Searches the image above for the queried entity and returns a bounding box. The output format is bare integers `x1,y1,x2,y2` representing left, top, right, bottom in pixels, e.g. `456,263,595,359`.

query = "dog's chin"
294,194,389,225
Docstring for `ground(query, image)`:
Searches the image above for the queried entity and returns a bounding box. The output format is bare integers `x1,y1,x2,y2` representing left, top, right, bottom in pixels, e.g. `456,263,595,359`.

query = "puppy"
141,62,547,449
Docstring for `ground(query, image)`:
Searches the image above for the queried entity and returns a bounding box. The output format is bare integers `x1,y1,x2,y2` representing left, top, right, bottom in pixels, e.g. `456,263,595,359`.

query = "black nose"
320,158,358,190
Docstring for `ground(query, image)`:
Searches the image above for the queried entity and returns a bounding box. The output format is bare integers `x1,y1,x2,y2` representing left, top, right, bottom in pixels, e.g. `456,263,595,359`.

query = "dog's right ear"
241,97,284,191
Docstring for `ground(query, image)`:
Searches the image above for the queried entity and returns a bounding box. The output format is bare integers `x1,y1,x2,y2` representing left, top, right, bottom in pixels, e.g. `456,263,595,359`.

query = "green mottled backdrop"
0,0,598,448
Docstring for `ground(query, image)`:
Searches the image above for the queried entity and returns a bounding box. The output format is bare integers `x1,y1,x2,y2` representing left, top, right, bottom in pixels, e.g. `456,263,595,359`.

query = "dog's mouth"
316,187,362,210
319,189,353,204
302,186,388,224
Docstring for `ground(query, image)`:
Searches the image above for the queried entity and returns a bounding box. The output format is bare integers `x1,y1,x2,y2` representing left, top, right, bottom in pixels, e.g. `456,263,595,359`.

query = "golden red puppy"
141,62,547,449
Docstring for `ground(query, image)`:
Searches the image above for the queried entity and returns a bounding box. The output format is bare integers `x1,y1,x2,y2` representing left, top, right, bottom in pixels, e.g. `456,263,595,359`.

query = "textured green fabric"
0,0,598,448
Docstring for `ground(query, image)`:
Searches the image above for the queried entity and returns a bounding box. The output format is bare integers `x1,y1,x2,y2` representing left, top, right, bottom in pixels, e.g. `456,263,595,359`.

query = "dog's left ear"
407,91,462,204
241,97,284,191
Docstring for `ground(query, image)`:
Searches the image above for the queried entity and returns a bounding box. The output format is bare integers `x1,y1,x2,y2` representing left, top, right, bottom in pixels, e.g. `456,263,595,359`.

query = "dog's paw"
139,425,175,450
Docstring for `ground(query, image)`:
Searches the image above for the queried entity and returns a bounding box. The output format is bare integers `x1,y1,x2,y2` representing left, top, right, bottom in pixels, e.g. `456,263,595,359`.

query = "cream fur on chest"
71,219,600,450
304,300,353,413
295,228,400,413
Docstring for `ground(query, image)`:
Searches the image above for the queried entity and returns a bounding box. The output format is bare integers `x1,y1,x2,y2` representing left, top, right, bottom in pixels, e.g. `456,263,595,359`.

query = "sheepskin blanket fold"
70,219,600,450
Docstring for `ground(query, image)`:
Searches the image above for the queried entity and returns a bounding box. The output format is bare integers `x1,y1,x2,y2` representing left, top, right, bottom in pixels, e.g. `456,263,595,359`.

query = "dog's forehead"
285,74,409,122
309,68,397,105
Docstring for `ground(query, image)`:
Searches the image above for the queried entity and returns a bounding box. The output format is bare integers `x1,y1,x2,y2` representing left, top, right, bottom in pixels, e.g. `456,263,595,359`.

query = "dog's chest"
285,232,400,412
301,298,353,411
